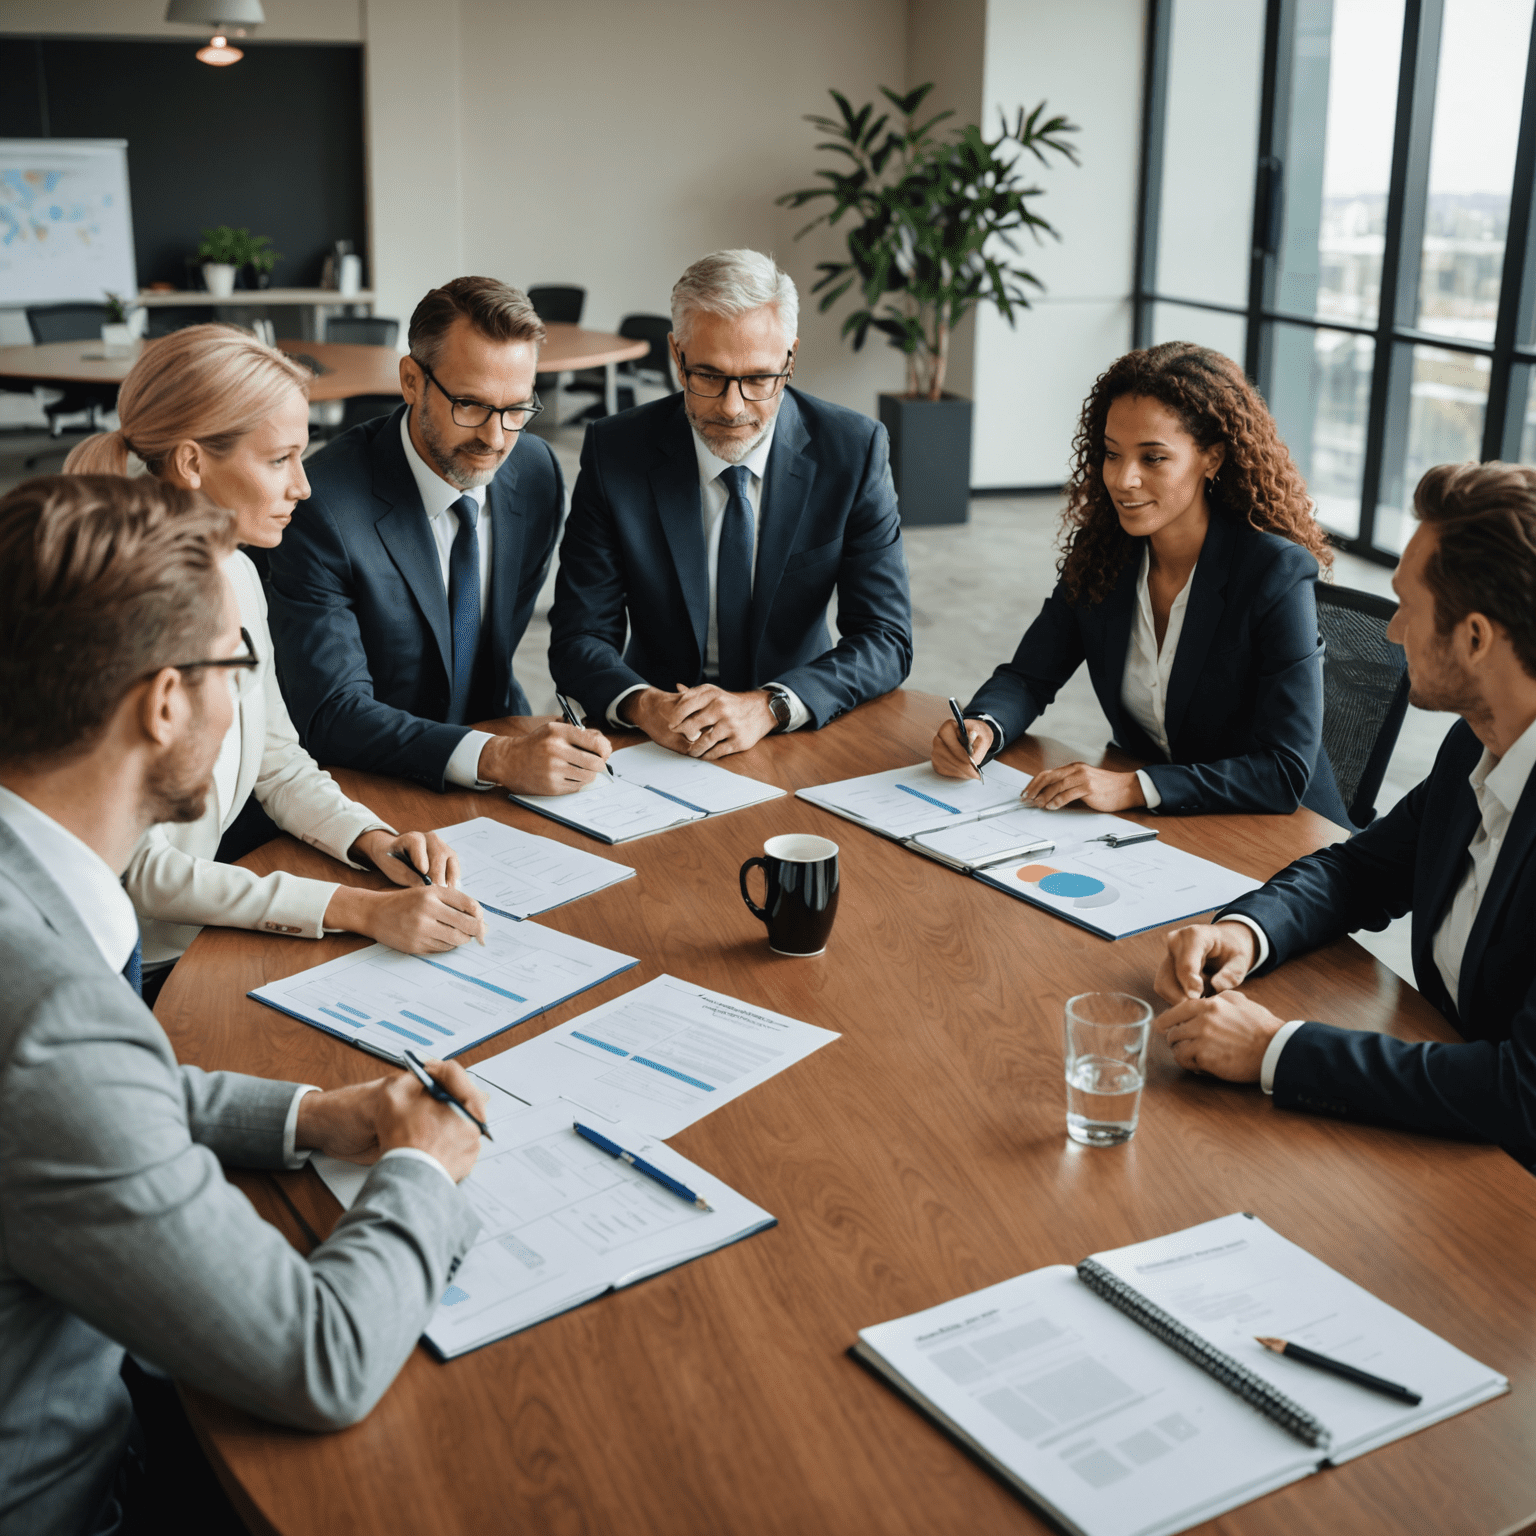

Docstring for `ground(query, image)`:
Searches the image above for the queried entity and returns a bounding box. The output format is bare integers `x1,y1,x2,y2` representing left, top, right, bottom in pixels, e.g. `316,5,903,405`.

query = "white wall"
970,0,1145,487
448,0,907,415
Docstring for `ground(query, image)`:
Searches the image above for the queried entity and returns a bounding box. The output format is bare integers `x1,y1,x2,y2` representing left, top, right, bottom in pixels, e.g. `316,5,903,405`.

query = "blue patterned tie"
122,936,142,997
446,495,482,725
716,465,755,691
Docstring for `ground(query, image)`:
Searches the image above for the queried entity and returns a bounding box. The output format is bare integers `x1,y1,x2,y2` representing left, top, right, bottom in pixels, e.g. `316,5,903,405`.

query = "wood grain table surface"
155,690,1536,1536
0,324,648,402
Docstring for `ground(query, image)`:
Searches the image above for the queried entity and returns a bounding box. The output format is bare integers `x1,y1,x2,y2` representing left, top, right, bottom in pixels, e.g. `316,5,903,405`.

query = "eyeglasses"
413,359,544,430
161,627,262,700
677,350,794,402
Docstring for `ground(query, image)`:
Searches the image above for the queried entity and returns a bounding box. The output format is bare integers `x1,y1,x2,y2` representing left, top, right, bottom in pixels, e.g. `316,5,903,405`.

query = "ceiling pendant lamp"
164,0,266,66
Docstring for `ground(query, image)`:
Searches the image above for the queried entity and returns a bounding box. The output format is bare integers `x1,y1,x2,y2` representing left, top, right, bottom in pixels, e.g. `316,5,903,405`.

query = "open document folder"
854,1214,1506,1536
249,911,637,1061
511,740,785,843
313,1098,775,1359
431,815,634,919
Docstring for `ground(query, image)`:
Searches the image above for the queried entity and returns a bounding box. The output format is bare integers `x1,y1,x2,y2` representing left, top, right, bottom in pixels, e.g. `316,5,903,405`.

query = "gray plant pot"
879,392,973,527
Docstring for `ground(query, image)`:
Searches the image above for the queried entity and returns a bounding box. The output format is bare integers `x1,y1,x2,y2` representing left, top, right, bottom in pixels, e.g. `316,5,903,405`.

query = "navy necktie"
446,495,482,725
715,465,755,692
122,936,142,997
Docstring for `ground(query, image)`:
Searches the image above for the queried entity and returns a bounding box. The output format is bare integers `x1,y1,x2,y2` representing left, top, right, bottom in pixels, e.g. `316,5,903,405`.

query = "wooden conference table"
0,323,648,409
156,692,1536,1536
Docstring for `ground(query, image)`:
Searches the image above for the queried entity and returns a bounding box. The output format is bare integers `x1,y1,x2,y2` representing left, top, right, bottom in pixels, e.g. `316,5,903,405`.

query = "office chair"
1315,582,1410,829
527,287,586,423
320,315,403,434
566,313,676,421
23,303,118,463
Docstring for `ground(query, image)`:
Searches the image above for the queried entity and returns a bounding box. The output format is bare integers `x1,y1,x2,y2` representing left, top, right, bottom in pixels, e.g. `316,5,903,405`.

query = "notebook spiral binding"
1076,1259,1332,1451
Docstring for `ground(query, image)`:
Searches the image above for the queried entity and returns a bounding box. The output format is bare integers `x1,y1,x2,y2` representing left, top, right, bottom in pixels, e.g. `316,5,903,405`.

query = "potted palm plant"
778,84,1077,525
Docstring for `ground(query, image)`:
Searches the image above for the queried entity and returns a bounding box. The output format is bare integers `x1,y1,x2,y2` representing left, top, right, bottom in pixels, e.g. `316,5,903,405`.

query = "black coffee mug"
739,834,840,957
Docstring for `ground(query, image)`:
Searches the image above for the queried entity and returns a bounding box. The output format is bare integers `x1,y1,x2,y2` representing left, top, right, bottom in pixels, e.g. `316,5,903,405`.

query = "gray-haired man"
549,248,913,758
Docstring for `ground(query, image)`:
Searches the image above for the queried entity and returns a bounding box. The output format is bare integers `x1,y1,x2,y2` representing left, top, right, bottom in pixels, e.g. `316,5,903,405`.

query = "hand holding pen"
387,847,488,947
940,697,987,782
402,1049,493,1140
556,693,615,777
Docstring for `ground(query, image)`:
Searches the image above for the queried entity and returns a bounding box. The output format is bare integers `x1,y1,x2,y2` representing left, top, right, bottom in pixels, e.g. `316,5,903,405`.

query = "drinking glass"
1064,993,1152,1146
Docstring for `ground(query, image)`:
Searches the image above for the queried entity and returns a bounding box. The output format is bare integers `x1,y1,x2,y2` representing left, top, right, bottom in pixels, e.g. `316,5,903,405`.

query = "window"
1135,0,1536,562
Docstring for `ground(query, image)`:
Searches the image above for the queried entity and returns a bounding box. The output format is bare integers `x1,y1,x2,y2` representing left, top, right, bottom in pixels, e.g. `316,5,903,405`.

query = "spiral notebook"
853,1213,1505,1536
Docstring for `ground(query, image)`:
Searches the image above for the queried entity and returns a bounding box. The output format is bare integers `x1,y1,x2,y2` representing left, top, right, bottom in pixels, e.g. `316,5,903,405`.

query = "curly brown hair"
1057,341,1333,605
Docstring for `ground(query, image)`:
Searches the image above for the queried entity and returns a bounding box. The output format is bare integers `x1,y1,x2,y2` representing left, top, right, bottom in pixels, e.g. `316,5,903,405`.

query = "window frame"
1133,0,1536,564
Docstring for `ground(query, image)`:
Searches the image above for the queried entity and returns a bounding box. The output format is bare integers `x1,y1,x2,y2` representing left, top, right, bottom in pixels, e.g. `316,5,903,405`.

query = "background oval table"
155,691,1536,1536
0,323,649,408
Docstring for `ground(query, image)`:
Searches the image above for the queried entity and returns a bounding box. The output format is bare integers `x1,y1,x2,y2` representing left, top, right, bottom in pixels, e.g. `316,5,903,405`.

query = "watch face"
769,691,791,727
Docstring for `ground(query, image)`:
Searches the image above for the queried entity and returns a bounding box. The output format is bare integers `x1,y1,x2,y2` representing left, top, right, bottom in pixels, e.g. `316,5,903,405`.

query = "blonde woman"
66,324,484,994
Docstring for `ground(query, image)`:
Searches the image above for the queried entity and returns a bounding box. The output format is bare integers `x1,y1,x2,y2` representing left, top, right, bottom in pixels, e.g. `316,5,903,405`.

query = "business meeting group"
5,246,1536,1535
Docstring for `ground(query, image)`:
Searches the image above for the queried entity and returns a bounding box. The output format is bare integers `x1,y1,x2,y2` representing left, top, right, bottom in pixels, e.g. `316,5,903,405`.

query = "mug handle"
739,857,770,924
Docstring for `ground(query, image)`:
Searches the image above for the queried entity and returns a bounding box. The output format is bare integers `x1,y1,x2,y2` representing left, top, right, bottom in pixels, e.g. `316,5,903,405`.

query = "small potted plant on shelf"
778,84,1077,526
101,291,136,356
246,234,281,290
197,225,245,297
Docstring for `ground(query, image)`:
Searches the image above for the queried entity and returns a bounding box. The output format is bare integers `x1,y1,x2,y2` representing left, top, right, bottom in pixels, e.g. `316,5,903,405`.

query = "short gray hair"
670,249,799,345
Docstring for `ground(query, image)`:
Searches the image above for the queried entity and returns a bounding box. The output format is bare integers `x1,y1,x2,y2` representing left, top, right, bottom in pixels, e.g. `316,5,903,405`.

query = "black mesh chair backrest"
526,285,585,324
27,303,109,344
1315,582,1410,829
618,313,675,386
326,316,399,347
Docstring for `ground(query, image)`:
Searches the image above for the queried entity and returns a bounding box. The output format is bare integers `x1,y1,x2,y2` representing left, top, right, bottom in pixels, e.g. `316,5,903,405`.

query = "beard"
685,396,779,465
1407,638,1480,715
417,401,509,489
141,684,220,826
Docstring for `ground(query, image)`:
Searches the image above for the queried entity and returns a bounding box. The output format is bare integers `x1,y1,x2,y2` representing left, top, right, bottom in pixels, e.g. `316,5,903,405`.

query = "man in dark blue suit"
548,249,912,758
268,277,610,794
1153,462,1536,1166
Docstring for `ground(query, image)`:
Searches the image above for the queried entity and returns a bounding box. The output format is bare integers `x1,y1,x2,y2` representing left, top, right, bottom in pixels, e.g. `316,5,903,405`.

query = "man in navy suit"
1152,462,1536,1166
268,277,610,794
548,249,912,758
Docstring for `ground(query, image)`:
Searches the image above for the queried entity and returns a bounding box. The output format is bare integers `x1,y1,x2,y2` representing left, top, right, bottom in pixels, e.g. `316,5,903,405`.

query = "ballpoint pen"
556,691,616,776
947,696,985,783
572,1120,713,1210
1256,1337,1421,1406
401,1048,493,1140
390,849,485,943
1090,829,1160,847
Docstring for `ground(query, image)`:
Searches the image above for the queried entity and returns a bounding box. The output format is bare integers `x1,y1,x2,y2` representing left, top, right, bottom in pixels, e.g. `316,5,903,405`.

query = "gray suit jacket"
0,820,481,1535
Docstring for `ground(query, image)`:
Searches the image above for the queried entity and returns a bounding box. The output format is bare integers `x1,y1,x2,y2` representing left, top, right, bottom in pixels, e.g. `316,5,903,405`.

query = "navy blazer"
266,407,563,791
1220,719,1536,1166
965,512,1349,823
547,389,912,725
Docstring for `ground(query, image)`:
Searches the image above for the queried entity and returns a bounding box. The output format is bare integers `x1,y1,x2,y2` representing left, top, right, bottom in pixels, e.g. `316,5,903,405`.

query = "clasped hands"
296,1056,488,1184
930,718,1146,812
623,684,777,759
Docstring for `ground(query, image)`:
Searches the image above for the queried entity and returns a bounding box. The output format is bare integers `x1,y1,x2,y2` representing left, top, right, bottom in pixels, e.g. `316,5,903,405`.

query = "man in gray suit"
0,474,487,1535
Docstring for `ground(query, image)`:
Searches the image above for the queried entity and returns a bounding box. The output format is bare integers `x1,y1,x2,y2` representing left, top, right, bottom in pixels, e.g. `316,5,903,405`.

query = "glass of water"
1064,993,1153,1147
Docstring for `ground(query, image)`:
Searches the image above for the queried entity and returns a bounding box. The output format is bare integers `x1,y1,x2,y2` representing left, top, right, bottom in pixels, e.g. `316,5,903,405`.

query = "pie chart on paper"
1014,863,1120,909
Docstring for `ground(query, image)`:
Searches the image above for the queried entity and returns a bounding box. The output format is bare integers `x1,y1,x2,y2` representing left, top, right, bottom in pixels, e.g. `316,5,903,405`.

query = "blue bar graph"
573,1031,628,1056
320,1006,364,1028
379,1019,433,1046
895,783,959,814
632,1055,716,1092
420,958,527,1003
401,1009,455,1037
332,1001,369,1020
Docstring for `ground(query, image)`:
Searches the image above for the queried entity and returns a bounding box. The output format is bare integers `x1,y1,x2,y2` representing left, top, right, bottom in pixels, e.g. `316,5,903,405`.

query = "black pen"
1256,1337,1421,1405
389,849,485,944
401,1048,493,1140
946,696,984,783
1091,829,1159,847
556,691,615,776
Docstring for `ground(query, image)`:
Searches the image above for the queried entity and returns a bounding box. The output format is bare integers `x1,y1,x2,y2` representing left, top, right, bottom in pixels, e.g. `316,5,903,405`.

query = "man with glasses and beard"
269,277,612,795
549,249,912,758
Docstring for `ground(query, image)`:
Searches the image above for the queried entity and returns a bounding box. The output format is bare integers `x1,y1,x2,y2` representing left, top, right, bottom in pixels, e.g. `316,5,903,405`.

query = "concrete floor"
3,413,1443,979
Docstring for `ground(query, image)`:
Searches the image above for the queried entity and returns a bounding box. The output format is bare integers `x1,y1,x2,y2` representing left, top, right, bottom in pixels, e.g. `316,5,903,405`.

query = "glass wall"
1135,0,1536,563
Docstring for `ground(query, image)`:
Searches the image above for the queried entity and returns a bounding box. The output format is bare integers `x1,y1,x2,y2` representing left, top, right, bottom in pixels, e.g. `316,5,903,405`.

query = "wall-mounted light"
164,0,266,66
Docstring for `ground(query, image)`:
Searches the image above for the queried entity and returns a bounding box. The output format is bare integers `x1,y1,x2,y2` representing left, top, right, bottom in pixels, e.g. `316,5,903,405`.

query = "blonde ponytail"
63,429,134,476
62,323,311,481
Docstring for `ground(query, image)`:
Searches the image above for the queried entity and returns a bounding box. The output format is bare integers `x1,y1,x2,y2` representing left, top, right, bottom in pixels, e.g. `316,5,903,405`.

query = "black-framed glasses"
677,350,794,402
160,627,261,699
413,359,544,430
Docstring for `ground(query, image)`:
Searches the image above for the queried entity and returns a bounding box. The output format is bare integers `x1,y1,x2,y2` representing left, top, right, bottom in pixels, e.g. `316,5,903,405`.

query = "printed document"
433,815,634,918
313,1099,774,1358
511,743,785,843
473,973,840,1137
797,761,1031,840
250,912,637,1060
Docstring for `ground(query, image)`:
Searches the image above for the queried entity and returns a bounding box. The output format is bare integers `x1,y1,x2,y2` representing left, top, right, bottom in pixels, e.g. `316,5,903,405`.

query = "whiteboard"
0,139,137,308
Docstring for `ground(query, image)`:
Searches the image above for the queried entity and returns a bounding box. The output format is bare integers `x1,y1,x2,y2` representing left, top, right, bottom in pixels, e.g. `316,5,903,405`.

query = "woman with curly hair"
932,341,1350,824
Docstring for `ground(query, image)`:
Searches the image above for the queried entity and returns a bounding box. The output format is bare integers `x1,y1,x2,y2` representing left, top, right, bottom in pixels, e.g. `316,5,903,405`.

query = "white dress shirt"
399,410,496,789
1120,546,1197,811
1247,715,1536,1093
607,418,809,731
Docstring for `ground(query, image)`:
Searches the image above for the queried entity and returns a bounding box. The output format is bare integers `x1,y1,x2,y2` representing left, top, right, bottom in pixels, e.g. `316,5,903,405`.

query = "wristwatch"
764,688,792,734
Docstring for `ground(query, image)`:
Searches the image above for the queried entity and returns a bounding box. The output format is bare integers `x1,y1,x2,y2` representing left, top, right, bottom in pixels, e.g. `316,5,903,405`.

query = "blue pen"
572,1121,713,1211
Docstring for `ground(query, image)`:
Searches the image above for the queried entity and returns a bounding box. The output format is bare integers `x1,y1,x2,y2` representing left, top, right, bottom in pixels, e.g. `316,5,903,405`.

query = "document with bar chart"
249,913,637,1061
797,761,1032,841
434,815,635,919
473,974,839,1137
